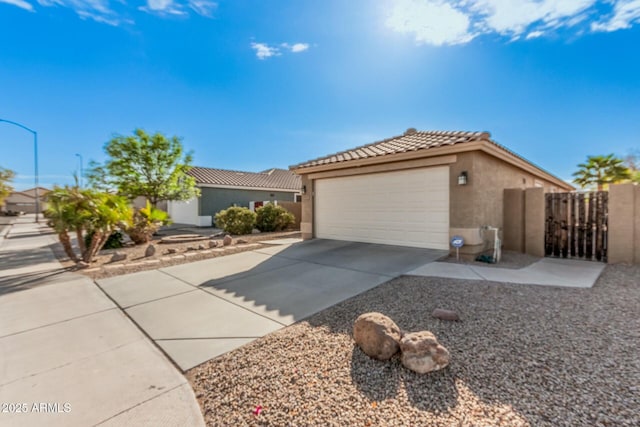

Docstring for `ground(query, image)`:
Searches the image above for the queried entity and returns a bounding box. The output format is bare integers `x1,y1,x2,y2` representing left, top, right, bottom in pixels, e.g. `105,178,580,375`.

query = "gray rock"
400,331,450,374
144,244,156,257
223,235,233,246
432,308,460,321
208,240,219,248
198,244,206,250
251,228,261,234
110,252,127,262
353,312,401,361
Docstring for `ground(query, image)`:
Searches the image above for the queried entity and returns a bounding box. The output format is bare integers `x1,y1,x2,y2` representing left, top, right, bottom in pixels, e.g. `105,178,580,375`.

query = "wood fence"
544,192,608,262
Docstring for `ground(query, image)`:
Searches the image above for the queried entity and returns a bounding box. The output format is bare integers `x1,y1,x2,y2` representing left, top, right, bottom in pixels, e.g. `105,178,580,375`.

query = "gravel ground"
189,264,640,427
441,250,541,269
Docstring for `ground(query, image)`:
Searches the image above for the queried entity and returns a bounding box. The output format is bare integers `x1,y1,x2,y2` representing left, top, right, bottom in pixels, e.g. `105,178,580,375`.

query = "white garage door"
315,166,449,249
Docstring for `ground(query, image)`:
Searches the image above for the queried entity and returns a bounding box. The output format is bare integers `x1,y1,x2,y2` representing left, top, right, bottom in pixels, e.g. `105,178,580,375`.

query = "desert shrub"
84,230,124,250
215,206,256,235
126,201,171,245
255,203,295,232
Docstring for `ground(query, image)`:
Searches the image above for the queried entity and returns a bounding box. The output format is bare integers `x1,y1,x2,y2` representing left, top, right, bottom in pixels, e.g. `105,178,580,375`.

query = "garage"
314,166,450,249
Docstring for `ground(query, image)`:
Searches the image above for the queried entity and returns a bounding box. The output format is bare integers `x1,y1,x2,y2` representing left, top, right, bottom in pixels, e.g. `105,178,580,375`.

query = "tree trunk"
83,231,102,263
76,228,86,255
58,231,79,262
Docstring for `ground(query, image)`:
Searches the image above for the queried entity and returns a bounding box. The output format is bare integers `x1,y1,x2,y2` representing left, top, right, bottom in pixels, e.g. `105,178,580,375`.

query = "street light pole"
75,153,83,187
0,118,40,222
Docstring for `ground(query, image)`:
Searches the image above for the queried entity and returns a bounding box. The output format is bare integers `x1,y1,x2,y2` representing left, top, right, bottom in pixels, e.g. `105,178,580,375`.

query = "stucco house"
168,167,302,226
290,129,573,255
2,187,50,214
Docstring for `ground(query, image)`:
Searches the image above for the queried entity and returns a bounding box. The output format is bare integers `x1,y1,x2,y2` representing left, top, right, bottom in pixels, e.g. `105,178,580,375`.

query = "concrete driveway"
97,239,446,371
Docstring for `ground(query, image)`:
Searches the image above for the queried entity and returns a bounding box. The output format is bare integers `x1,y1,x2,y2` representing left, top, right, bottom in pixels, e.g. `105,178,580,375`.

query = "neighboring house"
168,167,302,226
290,129,573,255
2,187,50,214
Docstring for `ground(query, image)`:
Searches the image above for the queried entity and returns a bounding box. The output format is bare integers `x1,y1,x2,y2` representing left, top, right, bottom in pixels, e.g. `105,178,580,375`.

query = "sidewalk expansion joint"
0,307,117,339
156,270,289,327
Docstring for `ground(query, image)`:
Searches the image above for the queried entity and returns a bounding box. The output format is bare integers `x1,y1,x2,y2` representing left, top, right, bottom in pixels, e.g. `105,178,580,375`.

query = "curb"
0,221,15,249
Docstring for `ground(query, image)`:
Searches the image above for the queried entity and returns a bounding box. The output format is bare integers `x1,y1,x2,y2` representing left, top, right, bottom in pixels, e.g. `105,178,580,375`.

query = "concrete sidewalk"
407,257,606,288
0,216,204,427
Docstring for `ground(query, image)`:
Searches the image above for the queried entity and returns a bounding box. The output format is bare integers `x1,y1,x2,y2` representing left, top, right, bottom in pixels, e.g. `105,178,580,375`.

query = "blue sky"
1,0,639,190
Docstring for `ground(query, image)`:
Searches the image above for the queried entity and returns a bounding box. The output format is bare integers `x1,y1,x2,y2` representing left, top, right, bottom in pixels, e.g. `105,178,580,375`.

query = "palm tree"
572,154,631,191
45,186,132,264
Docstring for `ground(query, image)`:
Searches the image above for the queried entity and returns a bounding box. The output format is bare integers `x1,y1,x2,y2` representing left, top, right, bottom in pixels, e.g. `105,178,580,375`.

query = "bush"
215,206,256,235
126,201,171,245
255,203,295,232
84,230,124,250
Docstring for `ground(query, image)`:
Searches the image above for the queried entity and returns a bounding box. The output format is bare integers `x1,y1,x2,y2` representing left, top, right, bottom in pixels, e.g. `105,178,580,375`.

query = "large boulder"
400,331,450,374
353,312,402,361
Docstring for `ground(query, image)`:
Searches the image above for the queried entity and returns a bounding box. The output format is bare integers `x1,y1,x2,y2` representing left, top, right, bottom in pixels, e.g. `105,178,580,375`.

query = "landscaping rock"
208,240,219,248
166,248,177,254
187,246,196,251
198,244,206,250
144,244,156,257
223,235,233,246
237,239,248,244
353,312,401,361
432,308,460,321
252,228,261,234
400,330,450,374
110,252,127,262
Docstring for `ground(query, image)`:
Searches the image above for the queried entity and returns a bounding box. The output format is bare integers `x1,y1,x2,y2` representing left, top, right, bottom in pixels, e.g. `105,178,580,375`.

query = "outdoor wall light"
458,171,468,185
302,185,307,194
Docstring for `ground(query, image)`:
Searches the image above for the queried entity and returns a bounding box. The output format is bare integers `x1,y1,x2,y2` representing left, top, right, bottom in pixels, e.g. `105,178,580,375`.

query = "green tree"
624,151,640,184
0,167,15,207
45,186,132,264
572,154,631,191
88,129,200,207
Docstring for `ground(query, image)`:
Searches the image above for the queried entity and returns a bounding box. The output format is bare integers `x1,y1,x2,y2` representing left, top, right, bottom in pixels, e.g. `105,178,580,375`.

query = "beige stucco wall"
608,183,640,264
300,175,313,239
503,188,525,252
448,151,562,254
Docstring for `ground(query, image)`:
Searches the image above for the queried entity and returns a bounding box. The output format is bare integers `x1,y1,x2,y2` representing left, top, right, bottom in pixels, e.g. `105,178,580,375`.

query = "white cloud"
281,42,310,53
386,0,475,46
36,0,125,24
0,0,34,11
252,42,311,59
592,0,640,31
386,0,640,46
140,0,186,16
526,30,544,39
18,0,219,25
470,0,596,35
251,42,281,60
188,0,216,17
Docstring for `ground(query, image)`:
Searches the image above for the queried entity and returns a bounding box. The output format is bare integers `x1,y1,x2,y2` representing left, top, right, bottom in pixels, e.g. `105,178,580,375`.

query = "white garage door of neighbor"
314,166,450,250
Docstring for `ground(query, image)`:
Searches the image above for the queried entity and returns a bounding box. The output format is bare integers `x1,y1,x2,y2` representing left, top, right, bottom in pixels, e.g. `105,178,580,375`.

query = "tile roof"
188,167,301,191
290,129,491,169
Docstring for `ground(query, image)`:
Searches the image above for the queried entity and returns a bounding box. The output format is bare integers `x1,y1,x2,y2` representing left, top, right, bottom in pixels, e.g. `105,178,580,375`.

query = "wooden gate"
544,192,608,262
